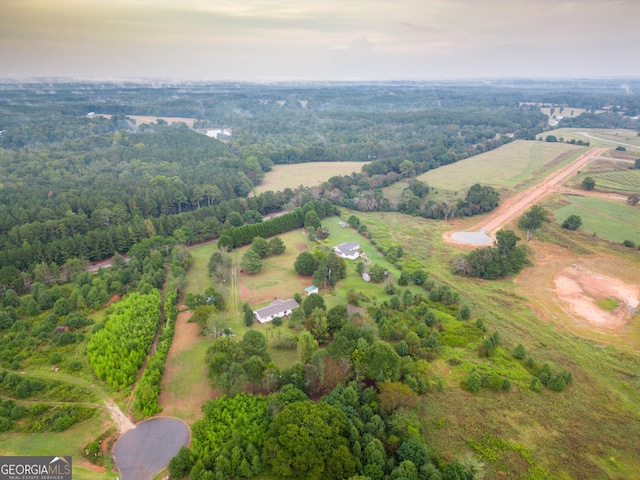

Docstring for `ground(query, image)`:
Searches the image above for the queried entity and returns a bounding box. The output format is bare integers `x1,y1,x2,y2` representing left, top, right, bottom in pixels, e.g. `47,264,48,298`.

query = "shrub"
548,374,567,392
581,177,596,191
513,344,526,360
466,371,482,393
272,331,297,350
49,353,62,365
623,240,636,248
562,215,582,230
530,378,543,392
69,361,83,372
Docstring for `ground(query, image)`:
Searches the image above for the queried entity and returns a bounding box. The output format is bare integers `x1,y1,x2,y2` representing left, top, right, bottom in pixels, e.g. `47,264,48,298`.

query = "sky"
1,0,639,80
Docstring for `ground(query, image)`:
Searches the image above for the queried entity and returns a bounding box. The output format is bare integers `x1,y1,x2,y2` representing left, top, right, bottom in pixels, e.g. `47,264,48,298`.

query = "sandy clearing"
445,147,607,246
105,401,135,434
554,267,639,331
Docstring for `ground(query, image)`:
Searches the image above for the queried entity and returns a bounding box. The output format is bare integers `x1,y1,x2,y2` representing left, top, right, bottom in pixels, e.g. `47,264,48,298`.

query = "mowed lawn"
239,229,310,307
255,161,368,194
184,241,218,296
554,196,640,244
384,140,583,202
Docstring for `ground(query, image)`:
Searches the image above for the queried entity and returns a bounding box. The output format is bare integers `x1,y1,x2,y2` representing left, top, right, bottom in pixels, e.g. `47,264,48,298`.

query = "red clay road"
453,147,607,241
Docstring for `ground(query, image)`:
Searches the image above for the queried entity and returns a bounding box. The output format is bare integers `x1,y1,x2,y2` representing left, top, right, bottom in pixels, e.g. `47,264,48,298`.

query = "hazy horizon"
2,0,639,81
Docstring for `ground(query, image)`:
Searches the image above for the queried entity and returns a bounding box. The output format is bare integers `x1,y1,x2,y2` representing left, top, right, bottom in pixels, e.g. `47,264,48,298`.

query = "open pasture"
409,140,583,194
553,196,640,244
95,113,198,127
539,105,605,118
540,128,640,150
254,161,368,194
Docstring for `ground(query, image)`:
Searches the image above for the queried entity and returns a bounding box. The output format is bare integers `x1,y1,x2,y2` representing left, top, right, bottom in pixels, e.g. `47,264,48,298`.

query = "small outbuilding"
253,299,299,324
304,285,319,296
362,273,371,282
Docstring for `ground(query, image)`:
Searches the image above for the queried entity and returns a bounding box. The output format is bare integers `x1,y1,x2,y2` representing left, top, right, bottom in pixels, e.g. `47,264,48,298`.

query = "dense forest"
0,81,553,278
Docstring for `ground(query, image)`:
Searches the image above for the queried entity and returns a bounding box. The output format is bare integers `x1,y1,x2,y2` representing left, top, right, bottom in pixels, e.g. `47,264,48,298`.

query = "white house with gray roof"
333,241,360,260
253,298,299,324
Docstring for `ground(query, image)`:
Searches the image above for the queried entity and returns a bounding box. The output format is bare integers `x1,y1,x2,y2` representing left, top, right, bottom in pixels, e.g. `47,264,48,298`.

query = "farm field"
577,169,640,195
95,113,198,127
384,140,584,204
553,196,640,244
539,105,606,119
540,128,640,150
254,161,368,194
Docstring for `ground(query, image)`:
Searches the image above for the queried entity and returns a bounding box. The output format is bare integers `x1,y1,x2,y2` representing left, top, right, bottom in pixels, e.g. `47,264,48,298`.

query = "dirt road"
449,147,607,243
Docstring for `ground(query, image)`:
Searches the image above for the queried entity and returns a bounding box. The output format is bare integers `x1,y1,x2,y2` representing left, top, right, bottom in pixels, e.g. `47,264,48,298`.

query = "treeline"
217,201,335,250
87,291,162,391
559,112,640,130
0,185,292,276
133,285,178,418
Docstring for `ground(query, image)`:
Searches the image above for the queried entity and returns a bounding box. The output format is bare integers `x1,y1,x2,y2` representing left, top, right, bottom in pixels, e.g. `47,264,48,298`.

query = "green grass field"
255,161,369,194
554,196,640,244
184,241,218,296
239,229,309,308
580,170,640,195
539,128,640,150
159,334,212,423
383,140,583,204
0,409,118,480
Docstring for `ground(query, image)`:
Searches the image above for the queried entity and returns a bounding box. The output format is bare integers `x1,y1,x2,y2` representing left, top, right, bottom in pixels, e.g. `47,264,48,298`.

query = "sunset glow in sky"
1,0,639,80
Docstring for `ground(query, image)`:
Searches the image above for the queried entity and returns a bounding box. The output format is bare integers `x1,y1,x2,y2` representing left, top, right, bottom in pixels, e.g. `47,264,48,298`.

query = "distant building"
304,285,319,296
253,299,299,324
333,241,360,260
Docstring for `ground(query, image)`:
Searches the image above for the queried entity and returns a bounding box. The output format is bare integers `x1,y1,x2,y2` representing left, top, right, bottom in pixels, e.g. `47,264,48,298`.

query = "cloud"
0,0,638,79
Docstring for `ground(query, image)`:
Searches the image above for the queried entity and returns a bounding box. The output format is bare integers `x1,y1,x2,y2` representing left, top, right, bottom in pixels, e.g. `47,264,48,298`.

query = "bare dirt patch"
554,267,639,331
105,401,135,434
516,241,640,347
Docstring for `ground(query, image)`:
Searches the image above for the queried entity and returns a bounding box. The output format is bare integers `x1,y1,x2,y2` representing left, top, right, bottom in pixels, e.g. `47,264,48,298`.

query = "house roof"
334,241,360,257
254,299,299,319
304,286,318,292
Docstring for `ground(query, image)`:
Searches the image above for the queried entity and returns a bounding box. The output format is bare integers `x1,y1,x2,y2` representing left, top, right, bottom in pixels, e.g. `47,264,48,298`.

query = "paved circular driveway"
113,417,190,480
